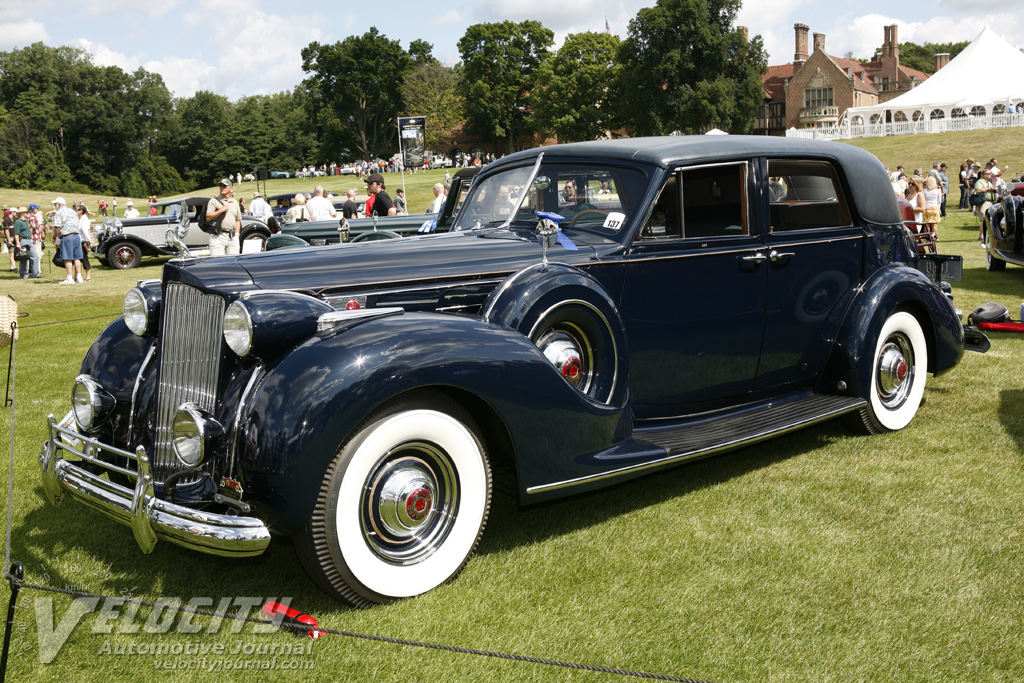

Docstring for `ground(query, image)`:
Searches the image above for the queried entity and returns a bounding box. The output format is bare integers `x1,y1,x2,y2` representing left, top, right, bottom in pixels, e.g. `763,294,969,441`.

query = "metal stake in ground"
0,562,24,683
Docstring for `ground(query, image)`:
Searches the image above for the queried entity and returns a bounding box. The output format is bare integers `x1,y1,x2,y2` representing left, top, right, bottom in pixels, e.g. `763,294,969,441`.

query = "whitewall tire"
296,393,491,606
853,311,928,433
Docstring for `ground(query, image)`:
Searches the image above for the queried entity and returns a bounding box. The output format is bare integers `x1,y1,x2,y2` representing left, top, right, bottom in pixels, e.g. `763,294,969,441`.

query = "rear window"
767,160,852,231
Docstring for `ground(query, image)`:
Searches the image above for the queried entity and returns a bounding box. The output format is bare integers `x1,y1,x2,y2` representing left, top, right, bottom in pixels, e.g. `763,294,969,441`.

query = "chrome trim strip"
228,367,264,477
127,343,157,444
525,399,864,495
626,235,862,263
325,278,506,307
316,307,404,334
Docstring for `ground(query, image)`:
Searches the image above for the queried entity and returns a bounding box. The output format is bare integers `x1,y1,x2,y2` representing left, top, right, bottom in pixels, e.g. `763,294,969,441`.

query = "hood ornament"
534,211,578,265
165,201,193,257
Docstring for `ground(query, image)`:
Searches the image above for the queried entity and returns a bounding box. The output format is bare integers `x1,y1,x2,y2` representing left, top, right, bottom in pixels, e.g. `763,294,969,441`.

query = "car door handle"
770,250,795,262
741,252,768,263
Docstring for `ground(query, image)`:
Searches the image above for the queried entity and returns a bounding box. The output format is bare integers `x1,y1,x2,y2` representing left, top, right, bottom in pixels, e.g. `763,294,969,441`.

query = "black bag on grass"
967,302,1010,325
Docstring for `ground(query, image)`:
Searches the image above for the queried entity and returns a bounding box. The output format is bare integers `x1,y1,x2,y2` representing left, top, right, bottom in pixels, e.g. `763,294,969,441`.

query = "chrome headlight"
123,281,161,337
71,375,115,432
123,288,149,336
171,404,224,467
223,300,253,357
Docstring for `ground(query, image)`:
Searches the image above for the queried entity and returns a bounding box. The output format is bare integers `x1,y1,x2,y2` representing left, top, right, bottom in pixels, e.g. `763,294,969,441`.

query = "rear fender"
822,264,964,399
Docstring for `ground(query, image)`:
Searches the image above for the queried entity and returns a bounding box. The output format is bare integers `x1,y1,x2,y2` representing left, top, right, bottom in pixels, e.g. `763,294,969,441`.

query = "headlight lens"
71,376,114,432
223,301,253,356
171,404,223,467
123,288,149,336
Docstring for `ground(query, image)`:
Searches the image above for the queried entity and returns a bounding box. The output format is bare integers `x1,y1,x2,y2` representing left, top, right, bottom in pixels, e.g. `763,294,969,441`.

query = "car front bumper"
39,412,271,557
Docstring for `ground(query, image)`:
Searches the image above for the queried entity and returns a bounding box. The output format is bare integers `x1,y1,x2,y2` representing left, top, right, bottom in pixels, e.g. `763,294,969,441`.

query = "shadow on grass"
999,389,1024,454
479,421,847,556
13,420,847,615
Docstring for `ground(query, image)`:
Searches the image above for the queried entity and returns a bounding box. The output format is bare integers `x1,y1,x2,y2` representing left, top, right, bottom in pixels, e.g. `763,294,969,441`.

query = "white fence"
786,112,1024,140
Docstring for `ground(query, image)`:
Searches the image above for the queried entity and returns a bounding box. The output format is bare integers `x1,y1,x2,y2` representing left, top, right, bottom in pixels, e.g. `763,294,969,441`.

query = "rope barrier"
18,313,118,329
2,576,716,682
0,317,720,683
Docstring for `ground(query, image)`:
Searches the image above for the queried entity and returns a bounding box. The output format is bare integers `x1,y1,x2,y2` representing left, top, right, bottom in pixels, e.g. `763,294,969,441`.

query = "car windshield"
451,162,646,234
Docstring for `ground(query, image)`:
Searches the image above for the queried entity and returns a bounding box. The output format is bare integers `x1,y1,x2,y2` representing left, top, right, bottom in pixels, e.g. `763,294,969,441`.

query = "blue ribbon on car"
418,216,438,233
535,211,578,251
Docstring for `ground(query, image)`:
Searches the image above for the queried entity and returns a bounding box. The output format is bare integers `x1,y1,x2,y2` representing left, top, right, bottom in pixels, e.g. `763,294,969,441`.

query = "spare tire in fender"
482,263,628,407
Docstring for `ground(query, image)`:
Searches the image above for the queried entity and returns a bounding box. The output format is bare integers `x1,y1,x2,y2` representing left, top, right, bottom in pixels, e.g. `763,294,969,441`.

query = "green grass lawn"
1,134,1023,682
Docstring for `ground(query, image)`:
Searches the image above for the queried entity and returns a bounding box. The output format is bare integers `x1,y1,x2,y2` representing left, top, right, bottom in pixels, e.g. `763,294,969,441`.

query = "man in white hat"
247,190,272,222
51,197,84,284
123,199,140,219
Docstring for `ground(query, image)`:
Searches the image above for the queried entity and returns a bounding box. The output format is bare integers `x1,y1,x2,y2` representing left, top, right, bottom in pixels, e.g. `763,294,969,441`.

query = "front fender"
237,312,629,534
823,263,964,400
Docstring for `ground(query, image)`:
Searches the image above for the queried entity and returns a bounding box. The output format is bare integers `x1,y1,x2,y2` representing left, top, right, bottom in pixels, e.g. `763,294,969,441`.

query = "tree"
408,39,436,66
458,21,554,152
531,32,621,142
163,91,234,187
400,62,466,152
613,0,767,135
301,29,413,160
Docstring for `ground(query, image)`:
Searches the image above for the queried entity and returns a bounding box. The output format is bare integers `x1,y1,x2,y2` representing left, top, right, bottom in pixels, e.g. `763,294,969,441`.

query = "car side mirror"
533,176,550,190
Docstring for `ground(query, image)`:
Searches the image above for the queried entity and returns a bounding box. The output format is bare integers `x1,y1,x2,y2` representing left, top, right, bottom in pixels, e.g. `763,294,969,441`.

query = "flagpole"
397,117,407,201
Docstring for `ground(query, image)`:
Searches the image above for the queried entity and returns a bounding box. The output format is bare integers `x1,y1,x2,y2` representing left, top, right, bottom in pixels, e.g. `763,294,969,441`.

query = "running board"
525,394,866,497
636,394,865,458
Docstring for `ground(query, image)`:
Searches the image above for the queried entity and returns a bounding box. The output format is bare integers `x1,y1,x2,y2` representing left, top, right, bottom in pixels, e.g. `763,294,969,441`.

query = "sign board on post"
398,116,426,168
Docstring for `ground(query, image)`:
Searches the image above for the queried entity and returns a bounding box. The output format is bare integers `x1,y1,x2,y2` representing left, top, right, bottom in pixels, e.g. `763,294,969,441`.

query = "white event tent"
846,26,1024,124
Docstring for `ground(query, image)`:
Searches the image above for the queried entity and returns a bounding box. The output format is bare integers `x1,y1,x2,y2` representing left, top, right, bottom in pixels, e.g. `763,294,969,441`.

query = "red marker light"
346,300,361,310
261,601,325,640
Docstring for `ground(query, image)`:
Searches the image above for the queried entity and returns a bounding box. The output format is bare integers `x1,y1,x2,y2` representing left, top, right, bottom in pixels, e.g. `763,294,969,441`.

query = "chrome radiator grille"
153,284,225,479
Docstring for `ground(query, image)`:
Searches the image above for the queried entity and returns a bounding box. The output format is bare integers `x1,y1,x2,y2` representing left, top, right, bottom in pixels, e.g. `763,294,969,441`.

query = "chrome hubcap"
362,446,458,565
115,247,135,267
876,333,914,409
536,327,593,393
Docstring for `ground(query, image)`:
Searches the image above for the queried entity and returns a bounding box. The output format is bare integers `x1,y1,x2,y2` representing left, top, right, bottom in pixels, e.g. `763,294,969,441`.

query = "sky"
2,0,1020,101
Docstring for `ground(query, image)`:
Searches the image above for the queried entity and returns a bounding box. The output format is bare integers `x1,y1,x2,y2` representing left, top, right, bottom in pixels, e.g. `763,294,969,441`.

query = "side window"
641,163,749,240
767,160,852,232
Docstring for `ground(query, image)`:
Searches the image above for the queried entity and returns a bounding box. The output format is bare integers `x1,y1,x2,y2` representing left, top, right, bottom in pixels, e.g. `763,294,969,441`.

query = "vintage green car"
263,168,478,250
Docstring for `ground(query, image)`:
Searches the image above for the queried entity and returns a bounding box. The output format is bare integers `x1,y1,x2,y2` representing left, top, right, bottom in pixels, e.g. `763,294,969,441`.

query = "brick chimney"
813,33,826,54
934,52,950,71
737,26,749,43
794,24,809,67
889,24,899,62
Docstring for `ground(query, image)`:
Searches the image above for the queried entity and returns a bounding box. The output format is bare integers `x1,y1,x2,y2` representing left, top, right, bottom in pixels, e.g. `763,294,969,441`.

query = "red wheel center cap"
896,361,908,382
562,356,582,383
406,488,431,521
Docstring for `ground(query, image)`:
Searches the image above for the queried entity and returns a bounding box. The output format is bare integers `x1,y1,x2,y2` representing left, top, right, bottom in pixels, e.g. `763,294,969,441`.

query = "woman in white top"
906,177,926,228
285,193,311,223
75,203,93,281
923,175,942,238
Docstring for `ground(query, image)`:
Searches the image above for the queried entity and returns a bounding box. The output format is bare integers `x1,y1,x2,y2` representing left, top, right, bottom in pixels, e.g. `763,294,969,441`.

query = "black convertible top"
497,135,902,226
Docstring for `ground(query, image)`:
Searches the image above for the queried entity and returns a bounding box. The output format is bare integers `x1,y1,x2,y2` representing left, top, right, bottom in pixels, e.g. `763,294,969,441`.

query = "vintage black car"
95,198,269,268
980,180,1024,271
40,137,984,607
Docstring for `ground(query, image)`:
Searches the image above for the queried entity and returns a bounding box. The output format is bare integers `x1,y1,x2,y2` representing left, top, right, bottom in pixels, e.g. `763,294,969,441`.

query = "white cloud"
143,56,218,98
0,20,49,49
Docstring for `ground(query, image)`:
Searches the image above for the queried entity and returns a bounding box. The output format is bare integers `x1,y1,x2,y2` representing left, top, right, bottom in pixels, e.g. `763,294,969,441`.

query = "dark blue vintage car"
40,137,985,607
